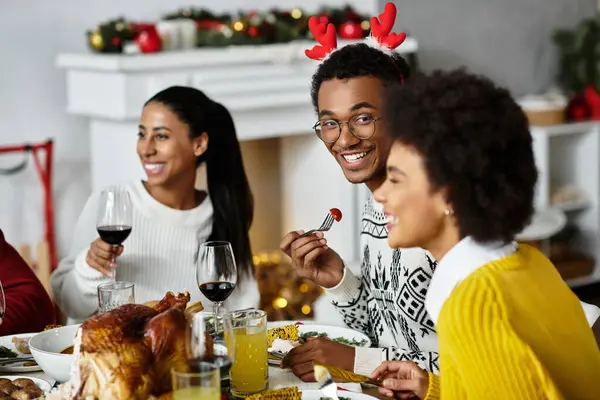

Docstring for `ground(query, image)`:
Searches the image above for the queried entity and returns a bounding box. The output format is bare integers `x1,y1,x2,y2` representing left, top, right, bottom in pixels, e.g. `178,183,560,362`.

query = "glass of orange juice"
230,309,268,397
171,363,220,400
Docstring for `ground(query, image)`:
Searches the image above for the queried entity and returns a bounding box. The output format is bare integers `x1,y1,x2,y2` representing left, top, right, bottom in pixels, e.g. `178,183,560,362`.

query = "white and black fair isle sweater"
325,196,440,376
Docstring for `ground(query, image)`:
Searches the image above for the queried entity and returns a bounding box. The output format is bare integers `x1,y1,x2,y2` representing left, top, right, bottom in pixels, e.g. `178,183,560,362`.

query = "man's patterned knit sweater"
325,196,440,375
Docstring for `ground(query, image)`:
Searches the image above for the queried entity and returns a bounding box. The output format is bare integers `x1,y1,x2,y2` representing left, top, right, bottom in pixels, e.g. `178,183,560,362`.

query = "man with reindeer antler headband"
280,1,600,382
280,2,438,380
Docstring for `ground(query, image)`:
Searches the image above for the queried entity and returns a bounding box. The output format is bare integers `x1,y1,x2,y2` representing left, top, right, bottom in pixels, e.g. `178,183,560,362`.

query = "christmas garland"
87,5,372,54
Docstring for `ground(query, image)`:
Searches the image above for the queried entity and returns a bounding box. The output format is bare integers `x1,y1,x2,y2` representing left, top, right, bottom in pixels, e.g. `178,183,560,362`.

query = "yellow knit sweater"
424,244,600,400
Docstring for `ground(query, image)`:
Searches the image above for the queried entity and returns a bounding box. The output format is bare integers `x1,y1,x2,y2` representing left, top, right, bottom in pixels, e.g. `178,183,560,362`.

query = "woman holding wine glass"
51,86,259,321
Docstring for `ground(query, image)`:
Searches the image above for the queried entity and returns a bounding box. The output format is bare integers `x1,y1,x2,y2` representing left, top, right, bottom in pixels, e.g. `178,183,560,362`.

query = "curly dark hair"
310,43,410,111
382,69,537,243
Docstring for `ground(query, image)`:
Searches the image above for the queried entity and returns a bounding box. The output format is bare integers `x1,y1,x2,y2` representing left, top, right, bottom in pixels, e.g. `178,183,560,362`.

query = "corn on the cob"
245,386,302,400
267,324,299,346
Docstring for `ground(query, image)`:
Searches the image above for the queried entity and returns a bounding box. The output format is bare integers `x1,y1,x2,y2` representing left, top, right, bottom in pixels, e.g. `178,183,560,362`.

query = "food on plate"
59,346,74,355
299,331,368,347
10,379,34,389
68,291,203,399
329,208,342,222
245,386,301,400
144,299,204,319
11,338,30,355
267,324,299,347
314,361,380,386
0,377,42,399
183,301,204,317
0,346,17,359
43,325,62,331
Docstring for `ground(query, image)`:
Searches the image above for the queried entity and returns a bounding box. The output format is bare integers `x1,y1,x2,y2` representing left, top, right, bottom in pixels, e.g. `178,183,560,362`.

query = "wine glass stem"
214,301,222,316
110,245,118,280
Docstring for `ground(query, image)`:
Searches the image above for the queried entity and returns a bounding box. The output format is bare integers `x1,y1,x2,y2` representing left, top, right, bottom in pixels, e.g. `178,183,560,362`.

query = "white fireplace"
56,38,418,271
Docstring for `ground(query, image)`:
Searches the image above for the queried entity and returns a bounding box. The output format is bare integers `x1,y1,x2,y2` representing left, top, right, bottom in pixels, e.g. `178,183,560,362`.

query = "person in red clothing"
0,229,55,335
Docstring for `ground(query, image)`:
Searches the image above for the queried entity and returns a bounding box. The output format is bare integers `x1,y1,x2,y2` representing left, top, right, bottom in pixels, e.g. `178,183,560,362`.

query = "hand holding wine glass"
196,241,237,316
92,187,132,278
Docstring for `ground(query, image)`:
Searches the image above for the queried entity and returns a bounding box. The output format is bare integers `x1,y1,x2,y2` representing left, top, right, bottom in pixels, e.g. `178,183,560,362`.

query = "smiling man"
280,5,600,382
280,38,442,380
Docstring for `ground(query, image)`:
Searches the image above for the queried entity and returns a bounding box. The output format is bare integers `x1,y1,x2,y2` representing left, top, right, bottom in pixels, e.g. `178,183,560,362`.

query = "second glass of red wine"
96,187,132,279
197,241,237,316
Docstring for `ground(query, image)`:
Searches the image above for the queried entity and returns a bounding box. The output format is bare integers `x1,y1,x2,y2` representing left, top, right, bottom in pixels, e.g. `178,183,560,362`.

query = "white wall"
0,0,375,258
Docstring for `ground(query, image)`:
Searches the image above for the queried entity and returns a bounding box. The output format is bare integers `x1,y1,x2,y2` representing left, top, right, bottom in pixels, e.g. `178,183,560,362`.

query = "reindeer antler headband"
305,2,407,62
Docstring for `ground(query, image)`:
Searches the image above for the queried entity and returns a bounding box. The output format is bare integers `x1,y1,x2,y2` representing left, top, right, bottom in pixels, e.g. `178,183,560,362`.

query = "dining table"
4,363,385,399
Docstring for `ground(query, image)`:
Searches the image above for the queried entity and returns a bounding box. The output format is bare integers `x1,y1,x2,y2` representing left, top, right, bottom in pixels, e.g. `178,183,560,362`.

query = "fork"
0,357,35,366
298,213,335,238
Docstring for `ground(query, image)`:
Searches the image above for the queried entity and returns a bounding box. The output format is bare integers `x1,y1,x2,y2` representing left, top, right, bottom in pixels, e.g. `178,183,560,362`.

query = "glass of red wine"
197,241,237,316
187,309,235,392
0,281,5,326
96,187,132,279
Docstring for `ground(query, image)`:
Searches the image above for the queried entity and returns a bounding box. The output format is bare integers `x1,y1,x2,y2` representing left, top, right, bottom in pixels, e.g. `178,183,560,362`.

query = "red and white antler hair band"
364,2,407,55
304,16,338,61
304,2,407,61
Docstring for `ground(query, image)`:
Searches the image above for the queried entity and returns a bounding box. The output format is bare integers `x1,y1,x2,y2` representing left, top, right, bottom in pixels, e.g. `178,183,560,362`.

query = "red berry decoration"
339,21,363,39
135,26,161,53
329,208,342,222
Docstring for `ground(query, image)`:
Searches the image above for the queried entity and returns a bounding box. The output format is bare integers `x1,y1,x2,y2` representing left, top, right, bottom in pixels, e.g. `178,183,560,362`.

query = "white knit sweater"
51,180,260,321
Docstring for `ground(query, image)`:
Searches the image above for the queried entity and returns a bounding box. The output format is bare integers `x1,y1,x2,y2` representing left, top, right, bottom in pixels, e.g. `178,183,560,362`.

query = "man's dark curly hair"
382,69,537,243
310,43,410,111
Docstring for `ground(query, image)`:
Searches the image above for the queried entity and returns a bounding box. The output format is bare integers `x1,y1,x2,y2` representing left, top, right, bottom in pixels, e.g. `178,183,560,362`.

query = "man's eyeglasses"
312,115,381,144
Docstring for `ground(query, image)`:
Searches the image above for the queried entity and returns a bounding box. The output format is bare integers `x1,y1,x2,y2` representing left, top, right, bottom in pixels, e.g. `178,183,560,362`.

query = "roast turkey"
68,292,201,399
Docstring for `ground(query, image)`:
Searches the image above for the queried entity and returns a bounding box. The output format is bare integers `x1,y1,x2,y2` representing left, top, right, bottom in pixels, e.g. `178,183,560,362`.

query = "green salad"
0,345,17,358
299,331,368,347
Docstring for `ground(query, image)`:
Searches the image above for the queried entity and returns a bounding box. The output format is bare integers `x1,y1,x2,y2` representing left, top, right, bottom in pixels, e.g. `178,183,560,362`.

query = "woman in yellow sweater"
370,69,600,399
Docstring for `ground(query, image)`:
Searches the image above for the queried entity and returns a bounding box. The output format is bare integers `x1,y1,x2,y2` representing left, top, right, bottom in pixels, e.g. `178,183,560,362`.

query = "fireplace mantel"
55,39,418,267
56,38,417,139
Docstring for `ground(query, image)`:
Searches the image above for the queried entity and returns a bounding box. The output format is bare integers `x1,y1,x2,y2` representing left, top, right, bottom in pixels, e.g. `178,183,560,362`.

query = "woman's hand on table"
371,360,429,399
86,238,123,276
282,337,355,382
279,230,344,288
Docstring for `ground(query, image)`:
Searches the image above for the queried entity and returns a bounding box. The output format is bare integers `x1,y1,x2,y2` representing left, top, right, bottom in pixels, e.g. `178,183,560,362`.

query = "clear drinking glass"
172,363,220,400
187,310,235,393
196,241,237,316
96,187,133,279
0,281,5,326
97,281,135,313
230,309,268,397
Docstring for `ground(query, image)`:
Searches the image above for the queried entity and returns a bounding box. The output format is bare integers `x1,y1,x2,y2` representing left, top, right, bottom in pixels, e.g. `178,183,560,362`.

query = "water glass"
172,363,220,400
230,309,268,397
97,281,135,313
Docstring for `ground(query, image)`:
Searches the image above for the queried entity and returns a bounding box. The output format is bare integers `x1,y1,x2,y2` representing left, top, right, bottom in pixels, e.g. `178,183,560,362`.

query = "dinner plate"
267,322,372,348
0,375,51,392
300,389,377,400
0,333,41,372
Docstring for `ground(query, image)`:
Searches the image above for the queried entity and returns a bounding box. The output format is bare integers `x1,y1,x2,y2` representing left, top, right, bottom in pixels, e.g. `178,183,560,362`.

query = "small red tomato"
329,208,342,222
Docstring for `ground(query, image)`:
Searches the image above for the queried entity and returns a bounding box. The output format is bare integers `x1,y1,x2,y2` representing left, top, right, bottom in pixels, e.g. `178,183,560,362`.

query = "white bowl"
28,324,80,382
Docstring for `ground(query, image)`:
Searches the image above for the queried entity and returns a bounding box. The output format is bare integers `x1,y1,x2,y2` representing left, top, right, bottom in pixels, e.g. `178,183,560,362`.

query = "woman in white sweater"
51,86,259,320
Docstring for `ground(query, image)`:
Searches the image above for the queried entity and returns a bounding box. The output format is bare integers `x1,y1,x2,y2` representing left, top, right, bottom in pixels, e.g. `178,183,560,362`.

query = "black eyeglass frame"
312,117,382,144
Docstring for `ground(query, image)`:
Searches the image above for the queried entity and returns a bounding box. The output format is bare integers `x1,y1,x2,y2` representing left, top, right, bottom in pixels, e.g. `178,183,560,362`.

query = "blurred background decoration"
86,5,374,54
253,252,324,321
553,11,600,121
